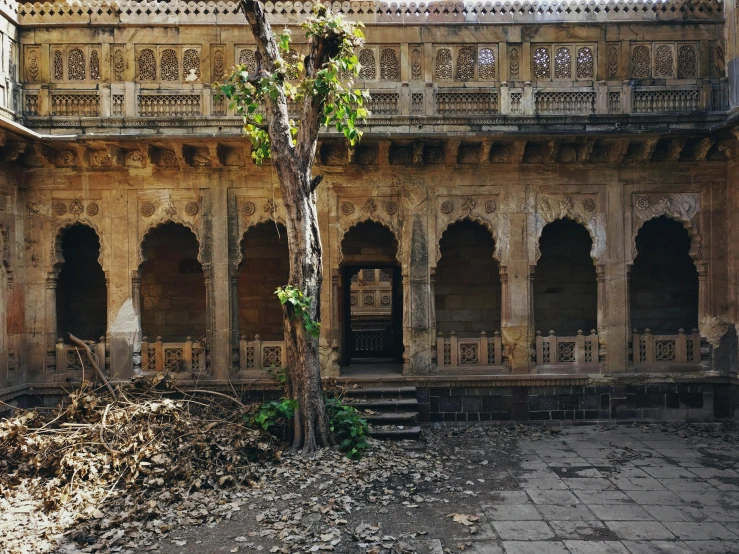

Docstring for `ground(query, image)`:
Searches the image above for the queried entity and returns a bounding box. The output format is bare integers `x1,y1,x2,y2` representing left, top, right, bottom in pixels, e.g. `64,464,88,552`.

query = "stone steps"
344,386,422,441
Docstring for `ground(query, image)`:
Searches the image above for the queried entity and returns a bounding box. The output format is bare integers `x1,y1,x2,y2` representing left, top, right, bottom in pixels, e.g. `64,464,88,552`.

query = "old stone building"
1,0,739,421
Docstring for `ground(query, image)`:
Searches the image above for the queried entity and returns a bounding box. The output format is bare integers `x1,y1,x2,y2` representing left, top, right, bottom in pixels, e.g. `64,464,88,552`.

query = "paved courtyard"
416,424,739,554
156,423,739,554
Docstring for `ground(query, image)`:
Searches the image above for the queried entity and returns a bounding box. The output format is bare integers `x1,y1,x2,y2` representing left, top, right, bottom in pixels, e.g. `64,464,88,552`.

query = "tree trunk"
276,160,333,455
239,0,337,455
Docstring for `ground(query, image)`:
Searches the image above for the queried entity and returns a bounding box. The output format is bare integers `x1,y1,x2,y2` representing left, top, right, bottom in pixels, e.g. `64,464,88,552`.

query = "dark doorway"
56,224,107,340
534,219,597,335
340,221,403,372
630,216,698,334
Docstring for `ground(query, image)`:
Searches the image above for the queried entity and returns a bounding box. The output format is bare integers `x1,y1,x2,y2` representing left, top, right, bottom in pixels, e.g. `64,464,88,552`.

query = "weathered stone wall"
417,382,729,422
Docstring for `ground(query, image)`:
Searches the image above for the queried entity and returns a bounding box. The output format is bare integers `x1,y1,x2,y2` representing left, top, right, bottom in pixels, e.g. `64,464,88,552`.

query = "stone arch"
435,219,502,337
434,214,501,268
139,221,206,341
534,213,605,264
534,218,598,336
236,213,287,268
138,216,202,266
339,219,401,266
55,224,107,340
631,213,702,267
237,221,289,341
52,220,105,272
630,216,698,334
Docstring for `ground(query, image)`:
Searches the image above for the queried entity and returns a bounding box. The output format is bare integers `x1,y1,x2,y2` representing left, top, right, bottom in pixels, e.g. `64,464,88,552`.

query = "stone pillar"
206,180,233,381
604,181,629,373
697,261,710,324
726,0,739,107
229,266,240,373
44,271,58,373
403,212,433,375
501,212,532,373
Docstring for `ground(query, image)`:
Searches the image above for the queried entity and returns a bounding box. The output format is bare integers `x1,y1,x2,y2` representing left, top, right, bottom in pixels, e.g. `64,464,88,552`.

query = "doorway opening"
340,221,403,374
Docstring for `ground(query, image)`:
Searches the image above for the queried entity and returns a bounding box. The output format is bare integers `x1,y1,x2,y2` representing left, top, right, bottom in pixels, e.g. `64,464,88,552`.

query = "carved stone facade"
0,0,738,417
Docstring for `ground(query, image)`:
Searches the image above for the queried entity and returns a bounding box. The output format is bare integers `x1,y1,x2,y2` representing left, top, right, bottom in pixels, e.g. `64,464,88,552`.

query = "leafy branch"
275,285,320,338
216,4,370,166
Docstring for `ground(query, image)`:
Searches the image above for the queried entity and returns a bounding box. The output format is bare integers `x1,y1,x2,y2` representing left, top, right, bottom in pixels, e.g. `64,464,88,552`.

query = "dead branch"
68,333,116,397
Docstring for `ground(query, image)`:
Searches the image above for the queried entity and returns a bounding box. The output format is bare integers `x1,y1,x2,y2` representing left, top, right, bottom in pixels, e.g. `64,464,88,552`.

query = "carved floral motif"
86,203,99,216
69,200,84,216
440,200,453,214
385,201,398,215
243,201,256,216
484,200,497,214
341,202,355,215
140,202,156,217
53,203,68,216
185,202,199,216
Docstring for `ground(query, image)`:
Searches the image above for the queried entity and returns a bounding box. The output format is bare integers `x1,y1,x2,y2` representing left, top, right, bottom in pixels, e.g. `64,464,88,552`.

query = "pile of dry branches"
0,376,278,553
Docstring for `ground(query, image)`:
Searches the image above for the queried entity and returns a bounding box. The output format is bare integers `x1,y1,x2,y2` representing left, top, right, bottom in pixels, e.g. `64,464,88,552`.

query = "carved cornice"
17,0,724,27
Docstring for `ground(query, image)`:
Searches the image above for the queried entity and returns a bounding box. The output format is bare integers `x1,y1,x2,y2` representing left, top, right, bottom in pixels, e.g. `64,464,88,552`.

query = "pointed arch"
340,219,400,266
435,214,501,268
435,219,501,337
138,217,202,266
534,218,598,336
631,213,702,267
630,216,698,334
55,224,107,340
534,213,605,264
52,220,105,272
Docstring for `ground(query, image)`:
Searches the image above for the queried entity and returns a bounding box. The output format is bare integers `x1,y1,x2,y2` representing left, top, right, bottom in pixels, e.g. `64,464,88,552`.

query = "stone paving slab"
448,425,739,553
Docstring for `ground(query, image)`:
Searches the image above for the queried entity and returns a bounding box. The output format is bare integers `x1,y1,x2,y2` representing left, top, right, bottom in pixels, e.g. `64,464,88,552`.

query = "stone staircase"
344,386,422,440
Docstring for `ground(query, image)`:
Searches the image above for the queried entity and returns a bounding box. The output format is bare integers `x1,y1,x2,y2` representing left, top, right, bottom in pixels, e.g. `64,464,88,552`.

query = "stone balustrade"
140,336,206,374
436,330,503,369
238,335,286,372
535,329,600,367
55,336,107,374
631,328,705,370
21,81,727,124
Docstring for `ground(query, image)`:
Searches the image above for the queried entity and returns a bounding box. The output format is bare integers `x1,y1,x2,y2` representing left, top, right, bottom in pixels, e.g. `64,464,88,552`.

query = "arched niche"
435,219,501,337
630,216,698,334
237,222,289,341
139,222,205,341
534,218,597,336
55,223,107,340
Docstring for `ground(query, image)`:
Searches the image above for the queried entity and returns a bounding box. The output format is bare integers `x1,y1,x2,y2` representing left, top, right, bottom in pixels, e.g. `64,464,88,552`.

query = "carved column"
596,264,607,364
696,261,710,325
229,266,240,373
45,272,58,372
403,213,433,375
500,210,532,373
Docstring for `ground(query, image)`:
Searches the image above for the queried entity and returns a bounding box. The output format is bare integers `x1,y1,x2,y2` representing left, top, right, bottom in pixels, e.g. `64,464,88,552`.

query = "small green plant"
324,397,369,460
275,285,320,338
266,366,289,392
251,398,297,437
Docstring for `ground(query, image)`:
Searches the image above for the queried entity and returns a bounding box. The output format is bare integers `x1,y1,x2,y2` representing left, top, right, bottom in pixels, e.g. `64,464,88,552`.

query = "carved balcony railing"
55,336,108,374
631,328,706,370
20,80,728,123
436,330,503,369
141,336,206,374
535,330,600,368
238,334,286,372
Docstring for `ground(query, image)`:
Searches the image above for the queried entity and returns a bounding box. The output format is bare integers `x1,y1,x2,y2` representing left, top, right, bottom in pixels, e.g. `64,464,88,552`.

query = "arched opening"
56,224,107,340
238,222,289,341
340,221,402,372
534,219,597,336
435,220,501,337
630,216,698,334
139,222,205,341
